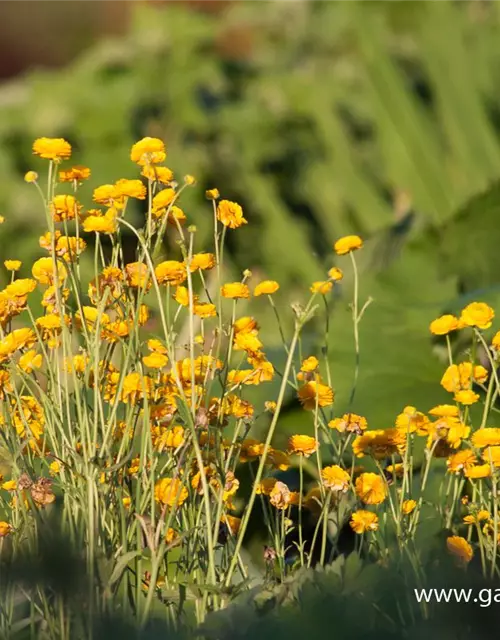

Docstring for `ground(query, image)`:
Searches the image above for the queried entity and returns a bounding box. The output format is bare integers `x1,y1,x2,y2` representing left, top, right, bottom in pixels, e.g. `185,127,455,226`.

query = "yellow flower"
221,283,250,299
143,352,168,369
440,362,488,392
115,178,147,200
32,257,67,285
189,253,215,272
429,315,459,335
464,464,491,479
0,328,36,359
329,413,368,435
18,349,43,373
49,461,61,476
350,510,378,534
288,435,319,457
426,417,469,450
4,259,22,271
53,236,86,262
446,535,473,565
355,472,387,505
125,262,150,289
217,200,247,229
463,510,490,525
193,303,217,318
141,165,174,185
184,174,196,186
447,450,477,474
50,195,81,222
429,404,459,418
454,389,480,405
59,165,91,183
205,188,220,200
297,381,334,410
482,446,500,467
402,499,417,515
255,477,277,495
0,371,12,399
321,465,350,492
254,280,280,296
151,188,176,216
83,213,117,234
33,137,71,161
121,372,153,404
130,137,166,165
334,235,363,256
148,339,167,354
4,278,36,297
2,480,16,491
165,205,187,226
460,302,494,330
395,406,429,433
76,306,110,330
239,439,265,463
93,185,123,207
154,477,188,508
310,281,333,295
0,521,11,537
233,331,263,354
155,261,187,286
385,463,404,478
328,267,343,281
24,171,38,183
472,428,500,448
269,481,291,509
301,356,319,372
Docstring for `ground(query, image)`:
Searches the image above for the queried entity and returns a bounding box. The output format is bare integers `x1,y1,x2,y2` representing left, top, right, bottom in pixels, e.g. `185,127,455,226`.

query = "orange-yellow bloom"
328,267,343,281
50,195,81,222
288,435,318,457
297,381,334,410
32,257,67,285
59,165,91,183
115,178,147,200
355,472,387,505
221,283,250,299
189,253,215,272
350,510,378,534
33,137,71,161
4,260,21,271
254,280,279,296
155,261,187,287
402,499,417,515
310,281,332,295
130,137,166,165
154,477,188,508
321,465,350,492
446,535,473,565
460,302,494,330
429,315,459,335
217,200,247,229
334,235,363,256
329,413,368,435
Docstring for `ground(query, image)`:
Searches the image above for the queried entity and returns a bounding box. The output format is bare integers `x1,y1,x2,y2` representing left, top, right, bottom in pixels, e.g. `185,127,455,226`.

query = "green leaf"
108,550,141,588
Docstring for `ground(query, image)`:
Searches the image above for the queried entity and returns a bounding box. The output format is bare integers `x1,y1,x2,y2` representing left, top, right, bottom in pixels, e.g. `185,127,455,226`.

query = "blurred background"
2,0,500,435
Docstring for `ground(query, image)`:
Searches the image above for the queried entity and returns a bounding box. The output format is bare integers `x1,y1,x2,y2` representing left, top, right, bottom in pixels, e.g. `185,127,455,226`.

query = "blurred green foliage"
2,519,498,639
2,0,500,427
